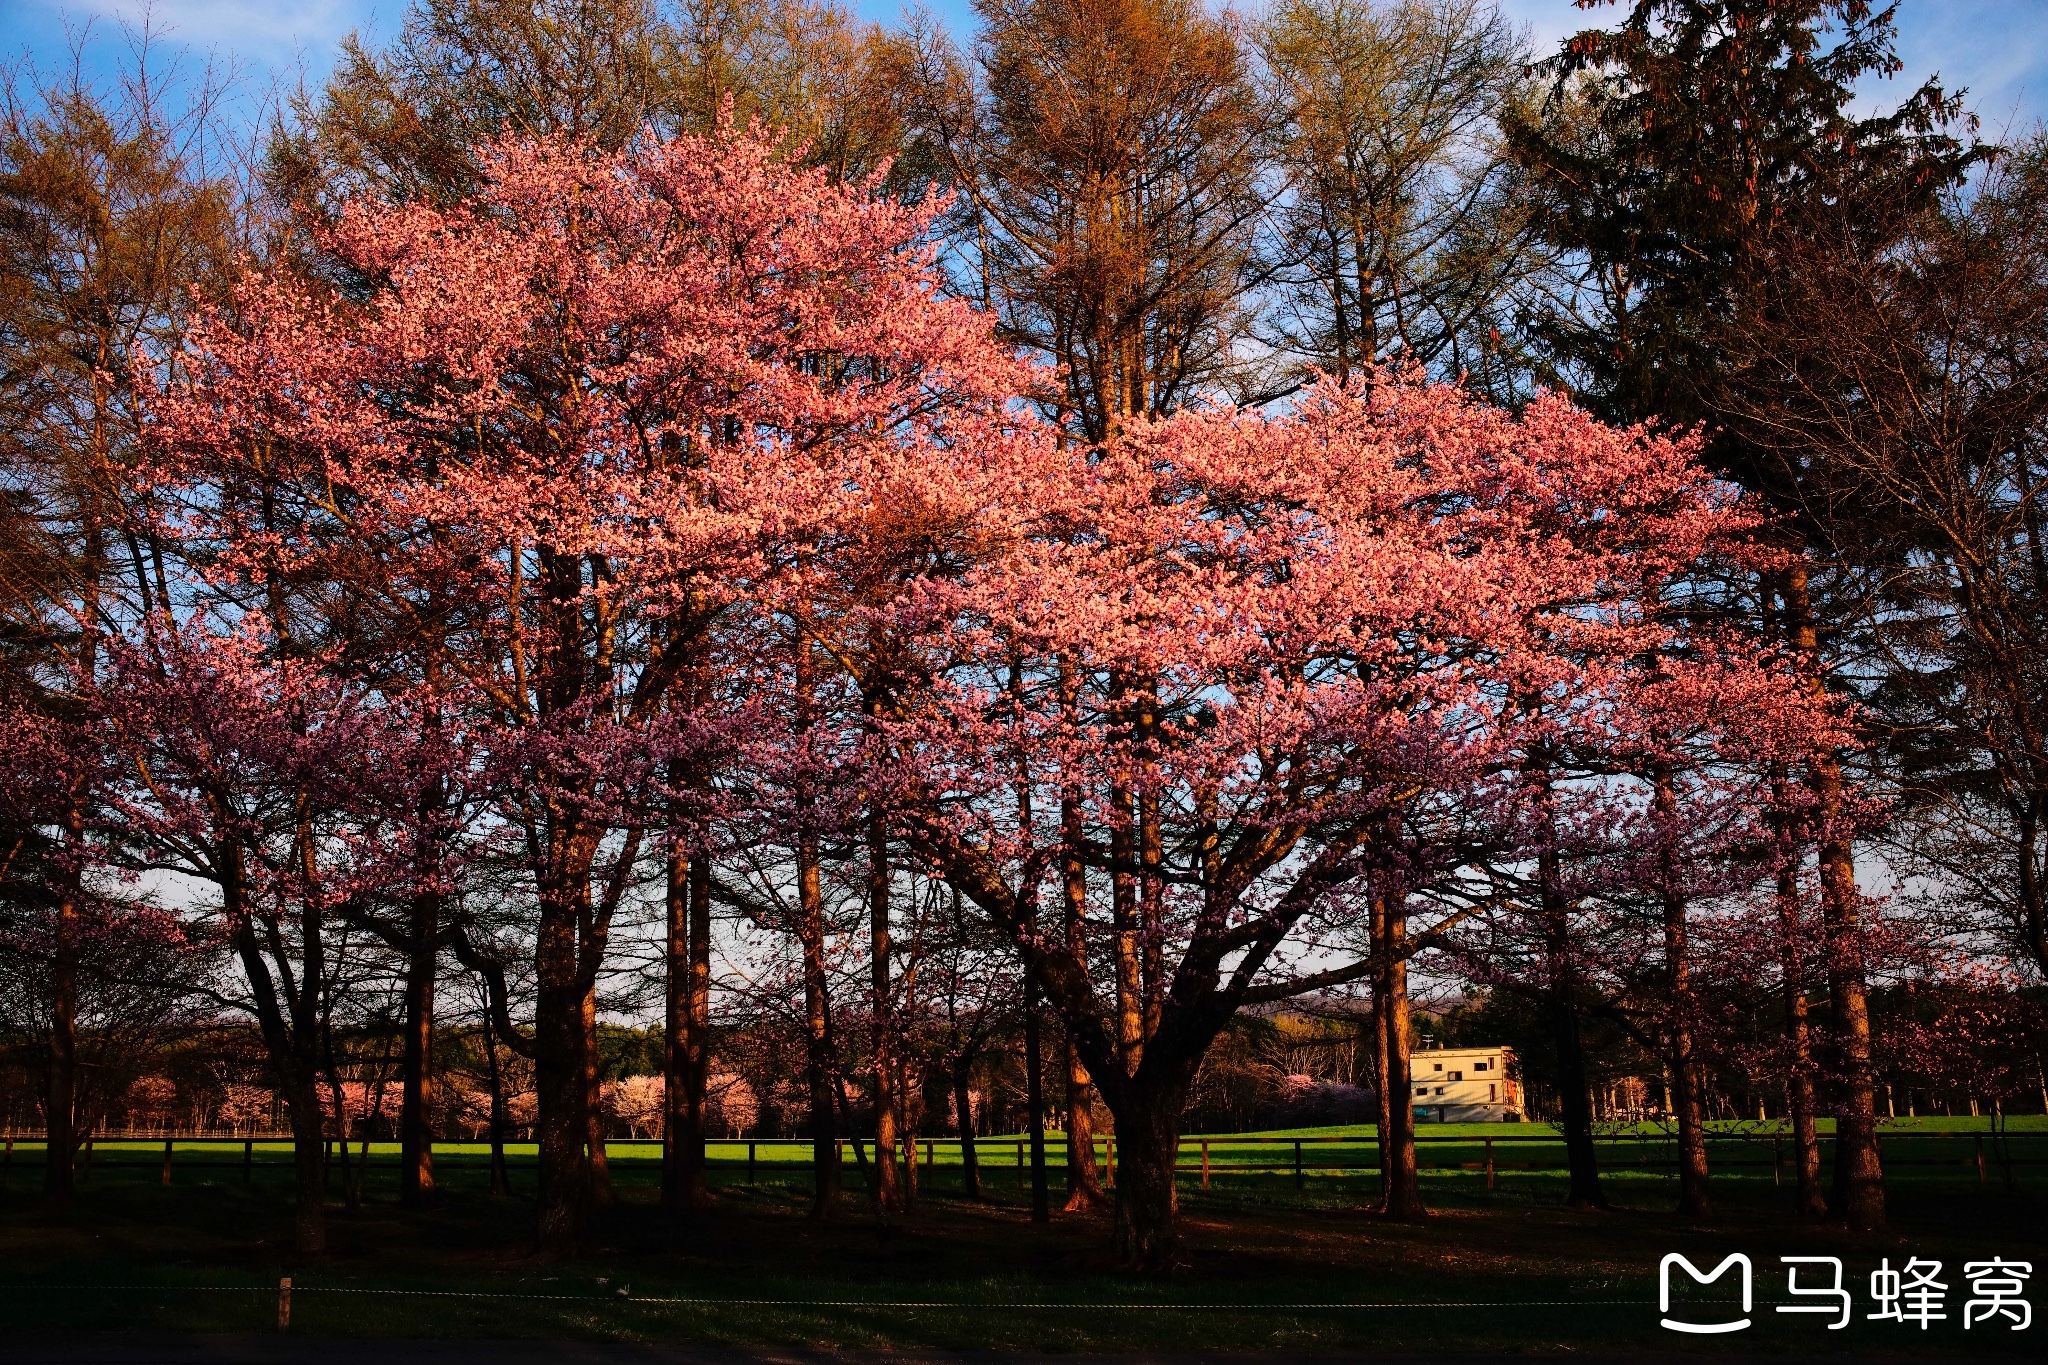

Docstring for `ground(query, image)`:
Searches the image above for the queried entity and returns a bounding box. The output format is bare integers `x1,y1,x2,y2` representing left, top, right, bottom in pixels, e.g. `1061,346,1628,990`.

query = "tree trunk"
1655,766,1711,1220
582,981,612,1208
901,1114,919,1210
953,1061,981,1198
1025,970,1049,1223
1063,1038,1105,1210
1819,815,1885,1229
684,854,711,1202
399,884,439,1207
287,1075,329,1254
43,863,79,1204
224,832,328,1254
1541,841,1604,1210
533,877,589,1255
1110,782,1144,1071
1372,887,1424,1220
1136,686,1166,1044
1104,1075,1188,1271
798,837,841,1218
662,843,692,1213
44,511,101,1205
870,811,900,1213
1772,770,1826,1217
1783,565,1884,1229
1058,740,1107,1212
482,1008,511,1198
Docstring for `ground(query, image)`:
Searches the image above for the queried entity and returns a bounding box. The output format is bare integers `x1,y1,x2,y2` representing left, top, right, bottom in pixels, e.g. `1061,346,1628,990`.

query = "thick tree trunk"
399,885,439,1207
870,811,900,1213
1669,1057,1711,1220
1104,1076,1188,1271
533,881,589,1255
1372,889,1424,1219
287,1075,328,1255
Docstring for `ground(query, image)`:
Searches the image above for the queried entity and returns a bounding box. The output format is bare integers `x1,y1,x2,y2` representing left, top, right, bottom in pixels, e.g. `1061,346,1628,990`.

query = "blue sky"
5,0,2044,136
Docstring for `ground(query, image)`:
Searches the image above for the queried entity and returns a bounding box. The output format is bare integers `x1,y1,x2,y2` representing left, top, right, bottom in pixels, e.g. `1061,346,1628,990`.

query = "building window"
1489,1084,1497,1102
1432,1062,1443,1072
1436,1087,1446,1096
1449,1071,1462,1081
1473,1060,1489,1072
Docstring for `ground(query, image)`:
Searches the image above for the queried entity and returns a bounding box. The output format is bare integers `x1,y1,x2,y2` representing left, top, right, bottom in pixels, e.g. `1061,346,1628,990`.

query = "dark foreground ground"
0,1152,2041,1361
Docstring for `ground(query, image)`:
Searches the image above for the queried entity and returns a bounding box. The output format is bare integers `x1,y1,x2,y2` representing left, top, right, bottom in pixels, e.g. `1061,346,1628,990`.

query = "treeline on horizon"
2,0,2047,1272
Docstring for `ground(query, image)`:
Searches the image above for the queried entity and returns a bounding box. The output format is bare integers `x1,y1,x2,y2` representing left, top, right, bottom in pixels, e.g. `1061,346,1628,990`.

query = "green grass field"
2,1119,2043,1357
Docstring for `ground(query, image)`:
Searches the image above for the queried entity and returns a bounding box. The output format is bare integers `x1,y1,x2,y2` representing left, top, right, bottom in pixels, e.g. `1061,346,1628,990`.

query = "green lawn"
3,1121,2042,1356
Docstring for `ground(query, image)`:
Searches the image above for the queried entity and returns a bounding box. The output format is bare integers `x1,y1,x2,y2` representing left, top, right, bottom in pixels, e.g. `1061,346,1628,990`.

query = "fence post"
1201,1140,1210,1189
162,1139,173,1187
243,1139,254,1184
1773,1136,1782,1186
1294,1140,1304,1189
747,1142,756,1186
1485,1137,1495,1189
1976,1133,1987,1184
277,1278,291,1334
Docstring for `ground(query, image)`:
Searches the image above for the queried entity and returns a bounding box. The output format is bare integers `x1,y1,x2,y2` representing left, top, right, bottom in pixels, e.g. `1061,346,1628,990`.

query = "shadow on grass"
0,1156,2041,1357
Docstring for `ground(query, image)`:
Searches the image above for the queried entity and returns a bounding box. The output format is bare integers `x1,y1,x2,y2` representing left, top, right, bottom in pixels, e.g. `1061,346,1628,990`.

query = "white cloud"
20,1,386,67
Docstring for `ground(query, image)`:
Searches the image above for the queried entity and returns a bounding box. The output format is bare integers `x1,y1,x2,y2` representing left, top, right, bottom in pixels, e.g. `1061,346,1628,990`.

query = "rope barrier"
0,1284,1666,1310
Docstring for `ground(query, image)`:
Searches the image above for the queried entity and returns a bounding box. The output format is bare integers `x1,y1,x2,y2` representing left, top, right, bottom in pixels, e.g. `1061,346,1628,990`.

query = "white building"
1410,1045,1520,1122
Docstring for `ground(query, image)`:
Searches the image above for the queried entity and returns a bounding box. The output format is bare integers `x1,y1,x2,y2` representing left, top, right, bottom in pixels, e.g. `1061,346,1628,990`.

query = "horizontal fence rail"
3,1127,2041,1192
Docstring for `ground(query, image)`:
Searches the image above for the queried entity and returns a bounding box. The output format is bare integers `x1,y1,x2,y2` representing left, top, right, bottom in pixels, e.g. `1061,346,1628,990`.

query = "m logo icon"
1659,1253,1753,1334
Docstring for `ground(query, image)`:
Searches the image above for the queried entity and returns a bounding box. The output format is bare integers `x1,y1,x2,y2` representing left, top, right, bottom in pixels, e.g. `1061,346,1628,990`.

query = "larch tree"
1258,0,1535,393
906,0,1274,441
0,33,240,1204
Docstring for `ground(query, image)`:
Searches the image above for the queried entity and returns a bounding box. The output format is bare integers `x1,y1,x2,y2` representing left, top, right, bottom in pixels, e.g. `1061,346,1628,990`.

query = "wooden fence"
4,1126,2041,1191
